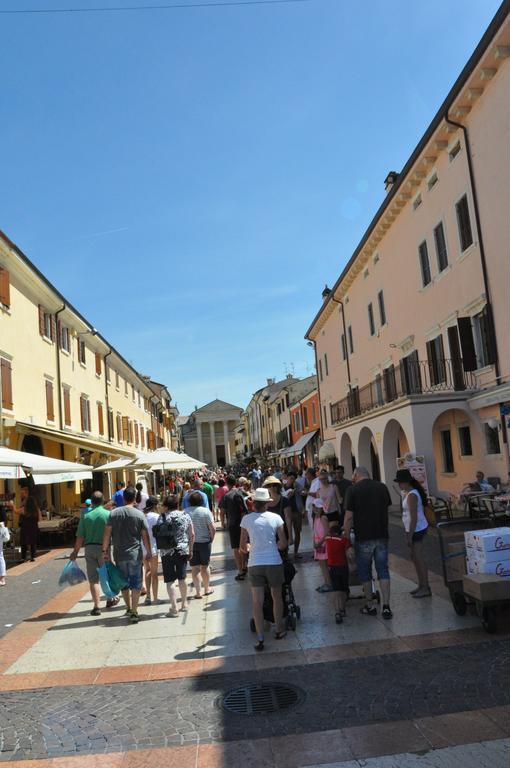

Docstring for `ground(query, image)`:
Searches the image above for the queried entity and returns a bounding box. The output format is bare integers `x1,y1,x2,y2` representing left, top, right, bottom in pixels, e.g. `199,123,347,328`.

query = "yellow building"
0,229,175,512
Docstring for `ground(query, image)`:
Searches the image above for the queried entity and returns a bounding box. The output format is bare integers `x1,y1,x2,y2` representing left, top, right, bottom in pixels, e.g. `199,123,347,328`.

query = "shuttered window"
97,403,104,436
38,307,55,341
63,387,71,426
60,325,71,353
122,416,129,443
0,267,10,307
1,358,13,411
378,290,386,326
128,419,134,444
95,353,102,377
418,241,431,287
116,414,122,442
426,335,446,385
140,427,145,449
473,308,497,368
77,339,86,365
368,303,375,336
456,194,473,251
115,371,120,389
457,317,477,372
434,222,448,272
348,326,354,354
45,380,55,421
147,430,155,450
324,354,329,376
80,396,91,432
134,422,139,447
107,409,114,440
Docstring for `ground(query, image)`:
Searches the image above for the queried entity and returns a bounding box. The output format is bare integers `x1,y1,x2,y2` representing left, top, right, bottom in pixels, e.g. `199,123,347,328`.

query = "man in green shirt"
202,479,214,512
70,491,116,616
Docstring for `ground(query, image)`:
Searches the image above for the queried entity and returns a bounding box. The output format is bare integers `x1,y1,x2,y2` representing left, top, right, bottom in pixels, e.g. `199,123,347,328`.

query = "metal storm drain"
220,683,304,715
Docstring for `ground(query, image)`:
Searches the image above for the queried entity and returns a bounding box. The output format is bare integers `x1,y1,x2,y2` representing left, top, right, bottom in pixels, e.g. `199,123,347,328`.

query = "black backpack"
152,513,177,550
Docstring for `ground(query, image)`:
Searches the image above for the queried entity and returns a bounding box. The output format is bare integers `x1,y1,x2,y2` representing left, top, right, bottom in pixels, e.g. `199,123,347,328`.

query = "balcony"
331,358,479,426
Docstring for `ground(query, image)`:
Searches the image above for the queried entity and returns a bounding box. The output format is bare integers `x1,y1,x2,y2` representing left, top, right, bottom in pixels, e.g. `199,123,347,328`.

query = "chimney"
267,378,275,386
286,373,293,379
384,171,399,192
322,285,332,300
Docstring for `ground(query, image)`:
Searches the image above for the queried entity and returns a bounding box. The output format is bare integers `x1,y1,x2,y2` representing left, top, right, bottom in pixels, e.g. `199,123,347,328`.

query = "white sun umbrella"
93,457,134,472
0,446,93,485
127,448,206,472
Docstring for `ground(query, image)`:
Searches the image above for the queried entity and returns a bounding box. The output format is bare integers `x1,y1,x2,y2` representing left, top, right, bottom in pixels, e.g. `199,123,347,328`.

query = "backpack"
152,513,177,550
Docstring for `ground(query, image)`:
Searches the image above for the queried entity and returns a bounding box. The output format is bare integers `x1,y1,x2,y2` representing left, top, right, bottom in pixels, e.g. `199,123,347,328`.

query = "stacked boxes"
464,528,510,579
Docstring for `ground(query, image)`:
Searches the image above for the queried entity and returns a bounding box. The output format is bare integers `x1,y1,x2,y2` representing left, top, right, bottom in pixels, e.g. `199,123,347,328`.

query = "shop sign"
396,453,429,494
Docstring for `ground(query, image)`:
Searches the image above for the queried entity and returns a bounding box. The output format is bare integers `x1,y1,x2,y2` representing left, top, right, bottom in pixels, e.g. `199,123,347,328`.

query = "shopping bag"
97,562,117,599
58,560,87,586
105,561,128,593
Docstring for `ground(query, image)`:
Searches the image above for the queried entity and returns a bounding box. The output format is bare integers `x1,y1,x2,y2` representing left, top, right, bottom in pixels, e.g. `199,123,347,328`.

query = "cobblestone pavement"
1,639,510,761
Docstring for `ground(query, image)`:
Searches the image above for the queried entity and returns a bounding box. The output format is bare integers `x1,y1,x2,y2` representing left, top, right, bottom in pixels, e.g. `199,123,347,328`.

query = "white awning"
318,440,337,461
281,430,318,458
127,448,207,471
0,446,93,485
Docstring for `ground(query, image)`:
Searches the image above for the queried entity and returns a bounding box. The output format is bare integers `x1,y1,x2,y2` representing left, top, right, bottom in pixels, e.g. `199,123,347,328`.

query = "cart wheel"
482,607,498,634
452,592,467,616
286,613,297,631
295,605,301,620
250,618,256,633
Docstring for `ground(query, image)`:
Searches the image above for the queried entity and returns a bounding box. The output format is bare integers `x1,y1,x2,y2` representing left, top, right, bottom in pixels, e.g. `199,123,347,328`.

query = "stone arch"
358,426,380,481
382,418,412,503
340,433,355,477
431,408,481,496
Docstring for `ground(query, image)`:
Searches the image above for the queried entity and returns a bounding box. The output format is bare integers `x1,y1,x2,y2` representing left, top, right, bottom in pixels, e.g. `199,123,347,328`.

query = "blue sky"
0,0,502,414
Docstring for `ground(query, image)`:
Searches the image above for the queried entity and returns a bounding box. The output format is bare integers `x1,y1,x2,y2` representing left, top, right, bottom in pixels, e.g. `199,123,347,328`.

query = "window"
128,419,134,444
341,334,347,361
322,405,328,429
473,309,497,369
108,408,114,440
426,334,446,385
97,403,104,436
63,386,71,426
440,429,455,472
122,416,129,443
485,423,500,454
318,359,323,382
413,194,422,210
116,371,120,390
80,396,91,432
77,339,86,365
400,350,422,395
60,325,71,353
131,384,135,402
418,240,431,287
458,425,473,456
303,407,309,429
116,413,122,442
95,352,102,377
434,222,448,272
375,374,384,405
38,307,55,341
383,365,397,402
137,391,141,408
1,357,13,410
285,393,290,409
106,365,111,383
140,424,145,449
378,290,386,326
427,172,438,191
0,267,10,307
124,379,128,396
456,194,473,251
324,354,329,376
368,303,375,336
134,422,139,447
348,326,354,354
449,141,461,161
312,401,317,423
294,412,301,433
45,379,55,422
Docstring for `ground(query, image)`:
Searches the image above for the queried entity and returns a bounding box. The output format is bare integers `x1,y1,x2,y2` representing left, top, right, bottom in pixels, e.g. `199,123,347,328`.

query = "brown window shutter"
63,388,71,426
128,419,133,444
122,416,129,443
108,409,114,440
80,396,85,431
0,268,10,307
457,317,477,372
45,380,54,421
38,306,45,336
117,414,122,442
51,316,57,343
98,403,104,435
141,427,145,448
86,400,91,431
95,353,102,377
134,422,139,447
1,359,13,410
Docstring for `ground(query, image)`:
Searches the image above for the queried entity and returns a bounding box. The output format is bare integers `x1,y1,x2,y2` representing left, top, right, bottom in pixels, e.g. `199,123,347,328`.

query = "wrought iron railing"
330,359,478,426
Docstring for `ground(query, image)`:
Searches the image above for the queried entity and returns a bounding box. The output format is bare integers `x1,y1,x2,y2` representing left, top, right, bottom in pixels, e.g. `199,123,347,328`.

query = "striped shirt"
188,505,214,544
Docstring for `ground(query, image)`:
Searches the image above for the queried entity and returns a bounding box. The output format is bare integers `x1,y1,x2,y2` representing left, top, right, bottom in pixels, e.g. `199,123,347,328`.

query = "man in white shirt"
305,468,321,527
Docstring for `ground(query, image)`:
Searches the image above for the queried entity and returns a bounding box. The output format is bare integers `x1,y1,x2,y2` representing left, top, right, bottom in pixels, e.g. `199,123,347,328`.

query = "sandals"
381,606,393,619
360,605,377,616
204,589,214,596
194,594,203,600
412,588,432,599
254,640,264,652
274,631,287,640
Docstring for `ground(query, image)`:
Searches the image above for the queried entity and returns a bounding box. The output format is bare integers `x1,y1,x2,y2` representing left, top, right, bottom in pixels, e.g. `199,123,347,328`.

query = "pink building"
306,2,510,501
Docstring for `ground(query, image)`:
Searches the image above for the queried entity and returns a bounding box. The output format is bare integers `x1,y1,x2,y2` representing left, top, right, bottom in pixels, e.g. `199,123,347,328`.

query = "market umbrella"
0,446,93,485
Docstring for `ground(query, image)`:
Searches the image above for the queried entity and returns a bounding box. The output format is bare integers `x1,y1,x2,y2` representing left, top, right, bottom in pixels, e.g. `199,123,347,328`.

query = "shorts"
328,565,349,592
162,551,188,582
248,564,284,588
190,542,212,567
116,559,143,591
412,528,428,543
84,544,104,583
325,510,341,524
355,539,390,583
229,525,241,550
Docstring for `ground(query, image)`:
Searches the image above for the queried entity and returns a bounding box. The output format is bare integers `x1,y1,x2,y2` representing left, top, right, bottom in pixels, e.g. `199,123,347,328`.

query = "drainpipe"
306,339,324,442
444,112,501,383
329,295,352,388
103,347,112,443
54,304,66,446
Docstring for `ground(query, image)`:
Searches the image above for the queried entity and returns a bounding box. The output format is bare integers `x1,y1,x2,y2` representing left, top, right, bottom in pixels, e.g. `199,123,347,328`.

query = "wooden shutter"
86,399,91,431
141,427,145,448
116,414,122,442
457,317,477,372
108,409,114,440
95,353,102,376
134,422,139,447
45,380,54,421
38,306,45,336
480,306,497,366
128,419,133,444
80,396,85,431
98,403,104,435
0,268,10,307
122,416,129,443
50,316,56,342
63,388,71,426
1,359,13,410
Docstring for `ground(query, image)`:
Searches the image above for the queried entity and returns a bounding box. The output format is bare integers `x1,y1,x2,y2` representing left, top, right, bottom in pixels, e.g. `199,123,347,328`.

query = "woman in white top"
395,469,430,598
142,496,161,605
240,487,288,652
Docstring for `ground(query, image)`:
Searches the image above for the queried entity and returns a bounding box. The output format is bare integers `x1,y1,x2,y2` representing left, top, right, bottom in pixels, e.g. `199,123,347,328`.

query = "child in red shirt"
324,525,351,624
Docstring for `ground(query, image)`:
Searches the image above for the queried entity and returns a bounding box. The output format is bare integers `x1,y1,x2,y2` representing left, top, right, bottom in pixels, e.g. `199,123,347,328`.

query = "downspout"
307,339,324,442
103,347,112,442
444,112,501,383
54,304,66,447
330,295,352,388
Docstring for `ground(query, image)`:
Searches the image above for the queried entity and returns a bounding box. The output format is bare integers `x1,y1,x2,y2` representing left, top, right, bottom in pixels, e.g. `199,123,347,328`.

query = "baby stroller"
250,554,301,632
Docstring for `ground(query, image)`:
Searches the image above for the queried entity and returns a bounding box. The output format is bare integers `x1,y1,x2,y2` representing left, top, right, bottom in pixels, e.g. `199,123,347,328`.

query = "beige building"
0,230,175,511
180,400,243,467
306,4,510,500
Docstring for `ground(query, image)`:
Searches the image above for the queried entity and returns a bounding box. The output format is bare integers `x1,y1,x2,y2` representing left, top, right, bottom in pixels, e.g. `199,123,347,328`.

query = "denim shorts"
116,560,143,591
355,539,390,583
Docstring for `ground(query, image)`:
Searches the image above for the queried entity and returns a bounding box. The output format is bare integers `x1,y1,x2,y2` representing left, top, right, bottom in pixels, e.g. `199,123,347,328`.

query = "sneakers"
129,610,139,623
360,604,377,616
381,605,393,619
90,607,101,616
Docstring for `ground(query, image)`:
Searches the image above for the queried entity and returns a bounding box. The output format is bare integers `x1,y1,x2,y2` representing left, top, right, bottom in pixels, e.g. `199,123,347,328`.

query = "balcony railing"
330,358,478,426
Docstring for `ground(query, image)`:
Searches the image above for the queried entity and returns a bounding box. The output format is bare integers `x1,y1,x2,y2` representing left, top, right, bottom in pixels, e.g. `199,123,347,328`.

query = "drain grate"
220,683,303,715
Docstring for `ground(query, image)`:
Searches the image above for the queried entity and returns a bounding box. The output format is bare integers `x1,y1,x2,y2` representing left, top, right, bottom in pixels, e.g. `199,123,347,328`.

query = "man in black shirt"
344,466,393,619
220,475,248,580
332,466,352,525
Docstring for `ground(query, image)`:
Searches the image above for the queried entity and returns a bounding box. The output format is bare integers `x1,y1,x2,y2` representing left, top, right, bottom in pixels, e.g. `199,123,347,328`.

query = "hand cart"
437,516,510,633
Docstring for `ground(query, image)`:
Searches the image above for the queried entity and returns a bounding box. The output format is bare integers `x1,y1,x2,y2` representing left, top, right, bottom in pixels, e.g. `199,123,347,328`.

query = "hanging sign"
396,453,429,494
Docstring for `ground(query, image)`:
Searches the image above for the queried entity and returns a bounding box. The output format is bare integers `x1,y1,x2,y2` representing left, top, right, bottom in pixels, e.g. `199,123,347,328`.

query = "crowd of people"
58,463,437,649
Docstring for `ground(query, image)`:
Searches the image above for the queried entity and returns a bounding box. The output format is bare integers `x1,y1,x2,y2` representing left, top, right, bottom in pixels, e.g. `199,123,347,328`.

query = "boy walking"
325,525,351,624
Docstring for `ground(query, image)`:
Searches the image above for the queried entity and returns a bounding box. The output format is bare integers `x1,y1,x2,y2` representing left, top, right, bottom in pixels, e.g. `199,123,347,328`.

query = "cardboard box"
466,559,510,578
465,545,509,564
462,573,510,602
464,527,510,555
445,541,466,582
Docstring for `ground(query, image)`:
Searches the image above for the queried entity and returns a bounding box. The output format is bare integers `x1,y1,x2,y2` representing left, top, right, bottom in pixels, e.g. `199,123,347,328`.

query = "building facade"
180,400,243,467
306,3,510,500
288,388,321,468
